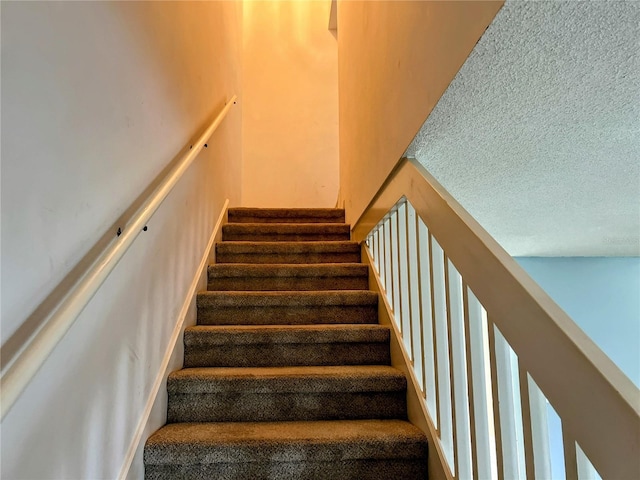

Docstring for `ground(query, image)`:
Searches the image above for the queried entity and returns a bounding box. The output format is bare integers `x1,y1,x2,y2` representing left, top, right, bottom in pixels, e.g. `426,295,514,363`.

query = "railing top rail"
0,95,237,421
352,157,640,480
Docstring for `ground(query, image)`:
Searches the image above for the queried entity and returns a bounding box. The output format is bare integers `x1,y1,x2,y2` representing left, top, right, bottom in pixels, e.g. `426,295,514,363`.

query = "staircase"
144,208,429,479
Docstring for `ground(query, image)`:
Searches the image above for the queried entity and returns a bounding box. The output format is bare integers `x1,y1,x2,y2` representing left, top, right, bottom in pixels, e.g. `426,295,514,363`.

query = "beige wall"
337,1,503,224
242,0,339,208
1,2,241,478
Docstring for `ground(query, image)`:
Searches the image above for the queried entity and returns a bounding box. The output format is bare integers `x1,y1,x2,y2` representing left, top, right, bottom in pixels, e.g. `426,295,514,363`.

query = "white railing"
0,95,237,420
353,158,639,480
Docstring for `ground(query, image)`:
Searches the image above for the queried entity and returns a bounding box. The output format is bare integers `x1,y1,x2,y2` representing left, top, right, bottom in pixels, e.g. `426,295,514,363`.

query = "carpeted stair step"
144,419,429,480
228,207,345,224
145,205,430,478
208,263,369,291
167,365,406,423
197,291,378,325
184,324,390,367
222,223,350,242
216,241,361,264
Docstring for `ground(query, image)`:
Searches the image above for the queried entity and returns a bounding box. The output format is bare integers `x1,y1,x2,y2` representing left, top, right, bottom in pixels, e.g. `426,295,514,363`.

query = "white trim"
0,96,236,420
116,199,228,480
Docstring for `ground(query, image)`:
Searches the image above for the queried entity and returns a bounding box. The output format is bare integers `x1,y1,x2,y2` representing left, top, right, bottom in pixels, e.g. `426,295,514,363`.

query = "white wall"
0,2,242,478
241,0,338,208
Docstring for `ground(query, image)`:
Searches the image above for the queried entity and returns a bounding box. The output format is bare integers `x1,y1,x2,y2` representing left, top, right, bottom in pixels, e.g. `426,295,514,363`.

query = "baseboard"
334,188,344,209
117,199,229,480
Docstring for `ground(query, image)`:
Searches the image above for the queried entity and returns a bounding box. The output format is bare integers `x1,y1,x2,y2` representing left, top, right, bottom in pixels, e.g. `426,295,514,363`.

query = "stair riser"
197,305,378,325
228,217,345,224
167,392,406,423
222,232,350,242
146,459,427,480
227,216,346,224
216,251,361,264
216,241,361,264
184,343,390,368
208,276,369,291
228,209,345,224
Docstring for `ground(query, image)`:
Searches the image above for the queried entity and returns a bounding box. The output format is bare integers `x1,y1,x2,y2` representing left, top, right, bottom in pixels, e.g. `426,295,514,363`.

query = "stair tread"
168,365,405,393
208,263,368,277
184,324,389,345
145,419,428,465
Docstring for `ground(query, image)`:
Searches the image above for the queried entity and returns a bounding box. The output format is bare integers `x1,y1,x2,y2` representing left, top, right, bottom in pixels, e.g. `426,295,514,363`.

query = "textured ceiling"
405,0,640,256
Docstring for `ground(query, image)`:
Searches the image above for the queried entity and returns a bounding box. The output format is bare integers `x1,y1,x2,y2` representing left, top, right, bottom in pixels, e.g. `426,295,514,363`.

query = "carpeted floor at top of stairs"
144,207,428,480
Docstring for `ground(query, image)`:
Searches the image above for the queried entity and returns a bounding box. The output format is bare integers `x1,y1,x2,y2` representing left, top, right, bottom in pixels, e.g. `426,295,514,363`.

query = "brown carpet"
144,208,428,479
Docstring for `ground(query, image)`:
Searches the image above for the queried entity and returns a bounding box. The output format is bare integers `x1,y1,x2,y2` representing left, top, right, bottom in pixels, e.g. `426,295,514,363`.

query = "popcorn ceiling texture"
405,0,640,256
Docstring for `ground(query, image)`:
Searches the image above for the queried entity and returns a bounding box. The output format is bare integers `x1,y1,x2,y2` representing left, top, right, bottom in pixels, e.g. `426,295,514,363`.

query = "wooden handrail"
353,157,640,479
0,95,237,420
